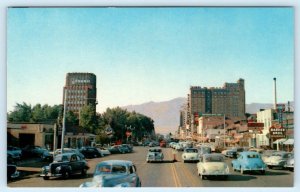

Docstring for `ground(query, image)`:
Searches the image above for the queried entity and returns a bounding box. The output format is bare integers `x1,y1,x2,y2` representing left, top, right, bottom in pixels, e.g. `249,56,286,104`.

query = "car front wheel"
43,176,49,180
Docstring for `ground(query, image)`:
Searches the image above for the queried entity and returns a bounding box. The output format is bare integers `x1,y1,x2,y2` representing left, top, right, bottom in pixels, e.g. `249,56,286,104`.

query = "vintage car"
80,160,141,187
198,146,212,158
80,147,103,158
146,148,164,163
261,150,277,163
265,151,293,169
40,152,89,180
182,148,199,163
97,147,111,156
53,148,85,159
231,151,266,174
284,153,294,171
197,153,229,180
108,145,127,154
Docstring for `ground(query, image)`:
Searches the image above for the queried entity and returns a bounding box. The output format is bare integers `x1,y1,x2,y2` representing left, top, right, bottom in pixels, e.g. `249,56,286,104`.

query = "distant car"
80,160,141,187
175,143,184,151
146,148,164,163
284,153,294,171
121,144,133,153
7,146,22,160
198,146,212,158
80,147,103,158
197,153,229,180
40,152,89,180
182,148,199,163
108,145,127,154
22,145,51,159
261,150,277,163
7,164,20,180
265,151,293,169
97,147,111,156
53,148,85,159
231,151,266,174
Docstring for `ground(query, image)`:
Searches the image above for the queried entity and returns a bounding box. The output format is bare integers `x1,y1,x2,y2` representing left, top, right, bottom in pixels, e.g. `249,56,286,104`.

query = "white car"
97,147,111,156
197,153,230,180
146,148,164,163
182,148,199,163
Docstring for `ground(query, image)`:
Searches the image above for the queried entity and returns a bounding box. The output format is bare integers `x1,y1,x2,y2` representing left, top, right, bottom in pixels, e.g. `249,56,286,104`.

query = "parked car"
97,147,111,156
231,151,266,174
265,151,293,169
7,146,22,160
80,147,103,158
182,148,199,163
121,144,133,153
7,164,20,180
197,153,229,180
261,150,277,163
284,153,294,171
108,145,127,154
80,160,142,187
40,152,89,180
22,145,52,160
53,148,85,159
146,148,164,163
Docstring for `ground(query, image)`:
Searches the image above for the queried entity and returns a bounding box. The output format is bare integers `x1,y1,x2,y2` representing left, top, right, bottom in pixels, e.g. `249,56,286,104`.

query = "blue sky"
7,7,294,113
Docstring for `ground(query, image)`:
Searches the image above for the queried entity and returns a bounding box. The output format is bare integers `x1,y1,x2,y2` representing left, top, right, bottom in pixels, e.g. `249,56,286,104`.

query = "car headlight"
55,166,61,173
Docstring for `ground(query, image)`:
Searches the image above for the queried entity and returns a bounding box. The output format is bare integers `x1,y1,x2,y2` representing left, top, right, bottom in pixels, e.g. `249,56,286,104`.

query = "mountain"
122,98,294,134
123,97,186,135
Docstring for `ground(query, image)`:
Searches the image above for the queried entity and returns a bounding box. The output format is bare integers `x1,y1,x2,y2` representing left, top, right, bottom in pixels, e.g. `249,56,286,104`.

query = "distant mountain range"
122,98,294,134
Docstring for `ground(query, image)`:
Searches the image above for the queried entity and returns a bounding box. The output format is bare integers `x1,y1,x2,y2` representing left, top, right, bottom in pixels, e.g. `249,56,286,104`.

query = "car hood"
81,174,130,187
268,156,284,162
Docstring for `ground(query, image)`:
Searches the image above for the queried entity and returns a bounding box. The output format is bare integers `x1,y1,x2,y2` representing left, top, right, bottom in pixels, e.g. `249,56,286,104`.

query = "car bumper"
10,171,20,179
40,172,63,177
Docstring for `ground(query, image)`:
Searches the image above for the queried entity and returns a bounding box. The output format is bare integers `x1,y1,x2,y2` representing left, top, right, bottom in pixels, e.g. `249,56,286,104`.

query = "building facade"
189,78,245,121
63,72,97,115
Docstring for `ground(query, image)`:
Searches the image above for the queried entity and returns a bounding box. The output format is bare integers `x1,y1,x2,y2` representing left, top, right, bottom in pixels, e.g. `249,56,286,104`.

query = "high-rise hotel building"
63,73,97,115
189,78,245,119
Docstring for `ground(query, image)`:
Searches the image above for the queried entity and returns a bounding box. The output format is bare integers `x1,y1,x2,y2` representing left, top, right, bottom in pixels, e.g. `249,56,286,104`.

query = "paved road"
7,146,294,187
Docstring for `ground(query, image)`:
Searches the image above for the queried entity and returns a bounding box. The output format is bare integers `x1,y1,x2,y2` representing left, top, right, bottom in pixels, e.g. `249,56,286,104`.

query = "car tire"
268,166,273,169
201,174,205,180
62,171,70,179
43,176,49,180
81,168,87,176
183,160,186,163
240,167,244,174
260,170,265,175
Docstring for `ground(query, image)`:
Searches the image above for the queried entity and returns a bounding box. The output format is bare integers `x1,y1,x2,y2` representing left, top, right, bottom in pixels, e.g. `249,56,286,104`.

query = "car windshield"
186,149,198,153
54,155,70,162
204,155,224,162
149,149,161,152
95,164,127,175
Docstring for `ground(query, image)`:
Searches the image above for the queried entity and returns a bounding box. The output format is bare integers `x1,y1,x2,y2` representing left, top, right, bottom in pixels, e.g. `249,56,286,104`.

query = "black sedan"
80,147,103,158
40,152,89,180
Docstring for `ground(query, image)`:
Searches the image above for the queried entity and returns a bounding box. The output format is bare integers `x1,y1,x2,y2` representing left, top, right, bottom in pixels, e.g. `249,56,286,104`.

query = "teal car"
231,151,266,175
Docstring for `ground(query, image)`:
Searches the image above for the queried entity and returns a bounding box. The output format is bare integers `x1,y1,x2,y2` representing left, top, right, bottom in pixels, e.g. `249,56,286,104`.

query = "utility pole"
61,89,67,153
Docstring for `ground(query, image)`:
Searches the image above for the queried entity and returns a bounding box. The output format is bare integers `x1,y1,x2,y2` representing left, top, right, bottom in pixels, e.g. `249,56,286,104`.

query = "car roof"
96,160,133,166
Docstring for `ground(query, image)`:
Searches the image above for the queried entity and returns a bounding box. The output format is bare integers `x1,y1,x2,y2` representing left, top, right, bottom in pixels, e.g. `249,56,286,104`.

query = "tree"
7,102,32,122
79,104,97,133
66,111,78,126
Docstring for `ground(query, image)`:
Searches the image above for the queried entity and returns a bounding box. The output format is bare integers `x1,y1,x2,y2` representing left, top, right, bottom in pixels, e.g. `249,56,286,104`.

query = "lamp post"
61,89,67,154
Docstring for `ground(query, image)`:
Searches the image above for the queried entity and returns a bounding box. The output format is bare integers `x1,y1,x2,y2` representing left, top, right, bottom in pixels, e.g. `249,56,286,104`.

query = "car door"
129,165,138,186
69,154,81,173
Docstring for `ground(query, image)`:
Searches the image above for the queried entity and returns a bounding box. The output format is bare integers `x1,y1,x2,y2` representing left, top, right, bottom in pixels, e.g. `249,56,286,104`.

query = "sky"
7,7,294,113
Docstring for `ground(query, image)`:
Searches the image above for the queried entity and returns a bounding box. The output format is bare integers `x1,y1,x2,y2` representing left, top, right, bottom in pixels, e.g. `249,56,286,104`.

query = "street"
7,146,293,187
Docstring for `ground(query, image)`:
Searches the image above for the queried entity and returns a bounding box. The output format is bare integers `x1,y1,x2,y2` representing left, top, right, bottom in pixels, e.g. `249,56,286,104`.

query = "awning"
283,139,294,145
273,138,287,144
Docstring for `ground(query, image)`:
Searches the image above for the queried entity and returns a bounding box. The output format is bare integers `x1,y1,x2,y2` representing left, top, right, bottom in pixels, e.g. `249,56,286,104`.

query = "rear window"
186,149,198,153
247,154,259,158
204,155,224,162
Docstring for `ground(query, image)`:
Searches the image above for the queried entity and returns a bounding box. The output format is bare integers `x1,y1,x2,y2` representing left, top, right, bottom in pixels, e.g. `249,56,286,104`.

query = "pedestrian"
172,148,177,162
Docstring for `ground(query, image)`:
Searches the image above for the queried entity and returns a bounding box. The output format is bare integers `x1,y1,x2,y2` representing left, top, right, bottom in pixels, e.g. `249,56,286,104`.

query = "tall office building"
63,73,97,115
189,78,245,120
